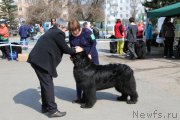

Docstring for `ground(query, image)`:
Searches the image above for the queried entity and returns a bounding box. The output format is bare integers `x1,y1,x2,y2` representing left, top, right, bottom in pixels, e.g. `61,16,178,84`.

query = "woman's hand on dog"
88,54,92,59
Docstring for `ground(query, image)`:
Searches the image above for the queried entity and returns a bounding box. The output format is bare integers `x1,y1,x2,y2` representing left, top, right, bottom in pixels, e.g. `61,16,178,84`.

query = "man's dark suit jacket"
27,26,75,77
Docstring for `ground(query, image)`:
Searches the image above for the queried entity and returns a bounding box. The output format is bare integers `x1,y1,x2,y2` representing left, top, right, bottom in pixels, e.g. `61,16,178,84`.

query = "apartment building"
106,0,145,26
106,0,131,26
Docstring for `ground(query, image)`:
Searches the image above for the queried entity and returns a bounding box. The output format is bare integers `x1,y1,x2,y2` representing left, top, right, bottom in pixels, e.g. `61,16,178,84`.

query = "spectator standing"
27,19,83,118
19,21,31,50
33,23,45,40
0,20,9,59
145,20,153,54
161,17,175,58
83,21,92,31
114,19,126,55
137,21,145,39
126,17,138,60
68,19,99,103
51,18,56,27
91,25,100,39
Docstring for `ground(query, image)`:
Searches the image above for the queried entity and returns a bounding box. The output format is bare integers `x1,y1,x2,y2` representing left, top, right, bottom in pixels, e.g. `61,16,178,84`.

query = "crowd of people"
112,16,176,59
0,16,176,60
0,18,58,60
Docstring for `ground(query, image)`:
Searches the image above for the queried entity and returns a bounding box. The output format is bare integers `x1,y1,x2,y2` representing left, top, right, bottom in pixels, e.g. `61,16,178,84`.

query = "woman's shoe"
72,99,85,104
72,99,82,103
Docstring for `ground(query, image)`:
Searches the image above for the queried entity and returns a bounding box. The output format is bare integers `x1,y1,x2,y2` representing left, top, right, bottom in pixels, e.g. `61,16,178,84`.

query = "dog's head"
71,51,91,66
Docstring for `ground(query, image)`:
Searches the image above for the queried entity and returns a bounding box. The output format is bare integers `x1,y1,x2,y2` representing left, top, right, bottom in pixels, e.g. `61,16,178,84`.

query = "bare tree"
26,1,48,24
26,0,67,24
130,0,138,18
68,0,105,22
26,0,105,24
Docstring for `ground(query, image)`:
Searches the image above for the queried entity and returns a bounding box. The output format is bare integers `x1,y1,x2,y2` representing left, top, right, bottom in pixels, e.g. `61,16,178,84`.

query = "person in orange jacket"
0,21,9,59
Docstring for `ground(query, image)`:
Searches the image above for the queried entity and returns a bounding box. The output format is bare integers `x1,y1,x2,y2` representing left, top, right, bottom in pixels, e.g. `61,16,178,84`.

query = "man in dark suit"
27,19,83,118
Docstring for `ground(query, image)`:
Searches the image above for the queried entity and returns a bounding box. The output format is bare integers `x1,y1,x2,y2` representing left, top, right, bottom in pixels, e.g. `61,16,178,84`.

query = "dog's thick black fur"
71,51,138,108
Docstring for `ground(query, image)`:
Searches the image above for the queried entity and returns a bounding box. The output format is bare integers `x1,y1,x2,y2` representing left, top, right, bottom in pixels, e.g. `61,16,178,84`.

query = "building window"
126,14,128,18
120,7,122,10
126,6,129,10
19,7,22,11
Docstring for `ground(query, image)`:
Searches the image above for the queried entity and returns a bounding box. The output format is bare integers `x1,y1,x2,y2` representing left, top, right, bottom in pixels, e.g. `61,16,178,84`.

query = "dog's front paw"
80,104,92,109
127,100,137,104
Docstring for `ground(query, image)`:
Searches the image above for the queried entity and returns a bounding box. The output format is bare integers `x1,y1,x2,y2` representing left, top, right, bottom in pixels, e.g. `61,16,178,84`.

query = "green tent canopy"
147,2,180,18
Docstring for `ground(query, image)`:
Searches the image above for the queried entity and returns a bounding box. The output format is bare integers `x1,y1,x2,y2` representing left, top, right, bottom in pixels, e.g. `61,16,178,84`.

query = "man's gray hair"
56,19,68,28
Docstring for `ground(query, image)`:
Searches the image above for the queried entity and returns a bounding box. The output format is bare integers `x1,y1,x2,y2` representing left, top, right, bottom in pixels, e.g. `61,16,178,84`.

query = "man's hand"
75,46,83,53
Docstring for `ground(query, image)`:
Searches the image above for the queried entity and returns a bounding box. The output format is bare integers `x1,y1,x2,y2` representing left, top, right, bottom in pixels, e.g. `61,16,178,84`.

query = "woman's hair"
51,18,56,26
68,19,81,31
39,23,42,27
116,19,121,23
51,18,56,22
129,17,135,23
164,17,171,23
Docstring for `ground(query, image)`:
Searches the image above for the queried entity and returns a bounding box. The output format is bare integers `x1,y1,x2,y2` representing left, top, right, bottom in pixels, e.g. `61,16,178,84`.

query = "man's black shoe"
49,111,66,118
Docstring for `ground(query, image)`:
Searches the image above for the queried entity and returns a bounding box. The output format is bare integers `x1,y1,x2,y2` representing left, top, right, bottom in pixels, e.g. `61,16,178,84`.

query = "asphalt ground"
0,37,180,120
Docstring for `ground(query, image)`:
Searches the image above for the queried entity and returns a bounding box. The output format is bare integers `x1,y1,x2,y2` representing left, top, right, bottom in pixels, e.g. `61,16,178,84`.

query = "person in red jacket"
0,21,9,59
137,21,145,39
114,19,126,55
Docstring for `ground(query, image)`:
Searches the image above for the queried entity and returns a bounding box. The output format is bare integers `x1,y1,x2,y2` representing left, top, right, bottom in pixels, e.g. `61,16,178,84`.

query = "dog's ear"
82,51,87,56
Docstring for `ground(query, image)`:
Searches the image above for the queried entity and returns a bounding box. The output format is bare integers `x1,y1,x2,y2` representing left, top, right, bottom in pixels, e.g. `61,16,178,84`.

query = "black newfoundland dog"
71,51,138,108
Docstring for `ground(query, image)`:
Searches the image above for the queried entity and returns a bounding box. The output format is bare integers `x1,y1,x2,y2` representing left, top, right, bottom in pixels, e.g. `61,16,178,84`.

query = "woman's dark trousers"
164,37,174,57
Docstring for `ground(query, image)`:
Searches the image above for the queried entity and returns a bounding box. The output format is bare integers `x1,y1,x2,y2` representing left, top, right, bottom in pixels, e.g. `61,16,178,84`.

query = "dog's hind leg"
115,86,128,101
80,88,97,108
117,94,128,101
127,91,138,104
